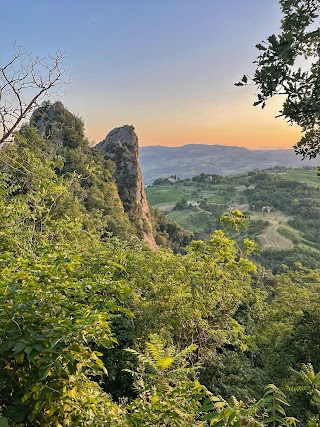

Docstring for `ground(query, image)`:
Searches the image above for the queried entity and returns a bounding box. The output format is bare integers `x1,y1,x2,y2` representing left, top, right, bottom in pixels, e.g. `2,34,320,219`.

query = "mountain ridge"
139,144,319,184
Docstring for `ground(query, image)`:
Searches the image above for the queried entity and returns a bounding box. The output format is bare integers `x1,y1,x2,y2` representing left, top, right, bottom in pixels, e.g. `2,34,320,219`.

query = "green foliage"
0,248,121,425
192,173,224,184
151,207,193,252
199,384,299,427
252,266,320,419
0,128,92,253
30,102,134,239
255,247,320,274
277,227,301,245
146,171,320,270
220,210,249,231
0,121,265,424
241,0,320,158
244,176,320,269
2,103,320,424
125,335,207,426
152,177,171,186
289,364,320,409
172,197,189,211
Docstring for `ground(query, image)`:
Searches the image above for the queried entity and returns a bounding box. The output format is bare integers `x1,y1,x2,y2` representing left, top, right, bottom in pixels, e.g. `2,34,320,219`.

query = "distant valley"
145,166,320,273
140,144,319,184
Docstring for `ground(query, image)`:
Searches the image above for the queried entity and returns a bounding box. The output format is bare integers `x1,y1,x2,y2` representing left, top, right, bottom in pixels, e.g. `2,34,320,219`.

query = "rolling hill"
145,167,320,272
139,144,319,184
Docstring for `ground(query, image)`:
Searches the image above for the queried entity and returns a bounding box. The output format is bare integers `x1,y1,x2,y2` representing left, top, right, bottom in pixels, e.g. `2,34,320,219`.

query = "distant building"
168,174,177,183
262,206,272,213
187,201,200,207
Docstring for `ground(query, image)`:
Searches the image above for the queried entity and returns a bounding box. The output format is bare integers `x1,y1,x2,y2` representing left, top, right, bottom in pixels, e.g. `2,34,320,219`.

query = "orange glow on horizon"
86,119,301,151
83,93,302,151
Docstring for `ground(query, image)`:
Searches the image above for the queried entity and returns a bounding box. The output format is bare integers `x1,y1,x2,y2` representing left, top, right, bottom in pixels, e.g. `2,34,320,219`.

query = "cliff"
97,126,157,249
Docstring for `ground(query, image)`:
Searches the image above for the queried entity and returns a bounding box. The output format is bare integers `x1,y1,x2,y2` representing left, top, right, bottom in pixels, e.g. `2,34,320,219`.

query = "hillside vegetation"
0,105,320,425
140,145,319,184
2,0,320,423
146,167,320,272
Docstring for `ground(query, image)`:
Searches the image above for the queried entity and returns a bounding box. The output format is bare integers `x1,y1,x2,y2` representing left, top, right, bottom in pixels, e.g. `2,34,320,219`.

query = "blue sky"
1,0,300,147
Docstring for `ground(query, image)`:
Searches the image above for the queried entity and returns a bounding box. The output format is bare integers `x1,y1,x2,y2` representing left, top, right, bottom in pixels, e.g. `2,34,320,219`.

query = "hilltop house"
187,201,200,207
262,206,272,213
168,174,178,183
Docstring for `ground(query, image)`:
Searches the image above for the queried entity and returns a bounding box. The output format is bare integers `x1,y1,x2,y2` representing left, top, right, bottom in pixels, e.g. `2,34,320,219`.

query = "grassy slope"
281,168,320,187
147,182,250,239
146,173,314,251
168,210,212,233
251,211,294,250
145,187,187,206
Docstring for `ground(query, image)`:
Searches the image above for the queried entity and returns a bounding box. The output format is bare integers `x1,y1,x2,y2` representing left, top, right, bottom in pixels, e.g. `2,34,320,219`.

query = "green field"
147,181,259,240
168,210,212,232
281,168,320,187
145,187,187,206
146,168,320,253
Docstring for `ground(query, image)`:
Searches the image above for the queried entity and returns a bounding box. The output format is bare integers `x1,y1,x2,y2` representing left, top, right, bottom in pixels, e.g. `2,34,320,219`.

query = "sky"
2,0,301,148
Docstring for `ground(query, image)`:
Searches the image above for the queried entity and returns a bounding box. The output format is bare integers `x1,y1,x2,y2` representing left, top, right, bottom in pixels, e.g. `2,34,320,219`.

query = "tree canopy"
0,119,319,425
238,0,320,158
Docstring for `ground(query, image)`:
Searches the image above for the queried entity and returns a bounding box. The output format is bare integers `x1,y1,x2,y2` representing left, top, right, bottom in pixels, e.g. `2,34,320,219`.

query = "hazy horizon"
138,142,300,151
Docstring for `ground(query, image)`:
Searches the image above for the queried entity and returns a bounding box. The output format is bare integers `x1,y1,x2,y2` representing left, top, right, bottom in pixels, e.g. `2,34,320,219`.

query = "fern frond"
146,340,162,362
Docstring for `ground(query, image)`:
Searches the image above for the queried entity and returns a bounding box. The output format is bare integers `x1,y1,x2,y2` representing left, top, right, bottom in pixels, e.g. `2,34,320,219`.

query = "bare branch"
0,46,69,145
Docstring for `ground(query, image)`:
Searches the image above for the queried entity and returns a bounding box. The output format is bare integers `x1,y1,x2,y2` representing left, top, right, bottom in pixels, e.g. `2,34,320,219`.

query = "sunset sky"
2,0,301,148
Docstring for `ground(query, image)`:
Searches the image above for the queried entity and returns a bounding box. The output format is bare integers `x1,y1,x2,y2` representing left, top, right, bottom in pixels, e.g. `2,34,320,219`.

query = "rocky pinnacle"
97,125,157,249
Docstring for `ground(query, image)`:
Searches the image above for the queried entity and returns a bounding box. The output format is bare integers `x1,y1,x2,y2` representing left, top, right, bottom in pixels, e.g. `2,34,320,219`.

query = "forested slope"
0,105,319,425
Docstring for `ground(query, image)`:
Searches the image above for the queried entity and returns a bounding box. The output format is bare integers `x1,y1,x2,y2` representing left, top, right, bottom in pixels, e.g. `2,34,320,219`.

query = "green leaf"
227,412,237,424
50,337,61,348
54,359,62,375
268,34,278,46
264,415,288,425
202,412,221,421
34,344,44,351
13,341,25,354
14,352,25,363
24,346,33,355
212,420,225,427
38,366,51,380
0,417,8,427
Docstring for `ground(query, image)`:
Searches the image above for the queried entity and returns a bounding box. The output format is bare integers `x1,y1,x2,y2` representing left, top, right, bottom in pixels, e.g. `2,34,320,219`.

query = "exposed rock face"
97,125,157,249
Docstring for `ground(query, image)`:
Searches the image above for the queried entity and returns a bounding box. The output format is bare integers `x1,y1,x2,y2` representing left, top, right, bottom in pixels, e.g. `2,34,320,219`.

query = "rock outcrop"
97,125,157,249
31,103,157,248
30,102,134,239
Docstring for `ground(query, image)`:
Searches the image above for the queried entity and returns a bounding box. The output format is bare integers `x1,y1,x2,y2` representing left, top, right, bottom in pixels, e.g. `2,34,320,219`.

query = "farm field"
146,168,320,258
168,210,212,233
147,180,286,248
280,167,320,187
145,187,187,206
251,211,294,250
